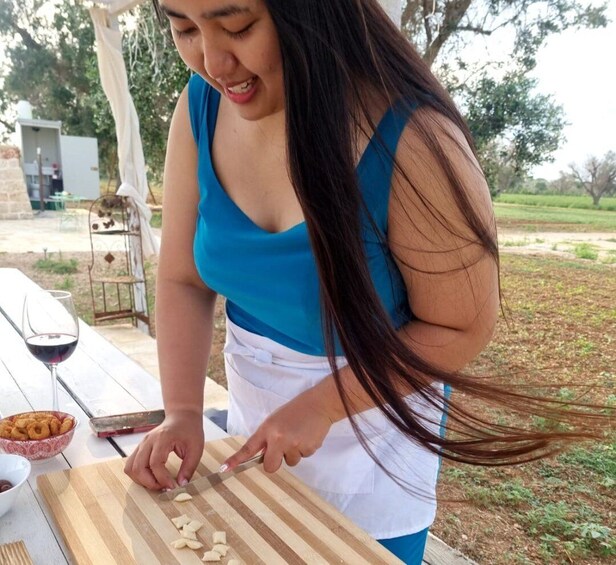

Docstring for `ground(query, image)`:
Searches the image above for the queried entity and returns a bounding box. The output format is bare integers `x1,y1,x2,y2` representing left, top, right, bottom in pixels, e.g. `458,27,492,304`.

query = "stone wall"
0,145,33,220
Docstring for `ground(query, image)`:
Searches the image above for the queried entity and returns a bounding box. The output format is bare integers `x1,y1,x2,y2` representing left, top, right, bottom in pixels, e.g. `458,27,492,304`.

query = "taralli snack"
10,427,29,440
49,417,62,435
0,412,75,441
27,421,51,440
59,416,75,434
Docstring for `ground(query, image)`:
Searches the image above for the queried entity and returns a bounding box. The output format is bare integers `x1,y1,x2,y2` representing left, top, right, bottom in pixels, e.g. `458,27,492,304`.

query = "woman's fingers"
148,441,176,490
283,449,302,467
177,444,204,486
125,441,165,490
220,434,266,472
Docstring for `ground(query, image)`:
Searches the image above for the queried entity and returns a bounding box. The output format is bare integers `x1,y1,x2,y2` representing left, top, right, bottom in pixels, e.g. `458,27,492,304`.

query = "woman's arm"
306,108,500,421
125,86,217,490
222,110,499,471
156,87,217,417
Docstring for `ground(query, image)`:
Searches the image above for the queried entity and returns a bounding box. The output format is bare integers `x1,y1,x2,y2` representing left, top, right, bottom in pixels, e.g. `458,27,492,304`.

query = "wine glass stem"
50,363,59,412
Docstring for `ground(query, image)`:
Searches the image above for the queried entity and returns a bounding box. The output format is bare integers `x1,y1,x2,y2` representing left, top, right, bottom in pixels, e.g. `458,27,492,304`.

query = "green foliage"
34,256,78,274
465,73,566,196
58,276,74,291
495,193,616,211
0,1,189,181
402,0,608,69
494,202,616,231
523,501,615,558
572,243,598,261
123,6,190,182
557,442,616,482
401,0,608,196
150,211,162,228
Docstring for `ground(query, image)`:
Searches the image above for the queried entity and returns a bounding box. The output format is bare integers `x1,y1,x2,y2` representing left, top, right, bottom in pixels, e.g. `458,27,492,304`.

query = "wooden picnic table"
0,268,227,564
0,267,473,564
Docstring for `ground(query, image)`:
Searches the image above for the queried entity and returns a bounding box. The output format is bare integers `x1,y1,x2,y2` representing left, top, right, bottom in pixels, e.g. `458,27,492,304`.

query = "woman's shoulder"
397,106,482,184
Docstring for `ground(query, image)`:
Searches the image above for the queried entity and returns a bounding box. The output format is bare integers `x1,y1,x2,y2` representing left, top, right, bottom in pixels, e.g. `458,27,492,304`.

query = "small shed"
15,116,100,204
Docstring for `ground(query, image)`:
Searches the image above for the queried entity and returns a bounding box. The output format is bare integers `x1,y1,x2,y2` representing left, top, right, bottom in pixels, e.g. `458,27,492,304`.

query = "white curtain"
379,0,402,27
89,7,159,257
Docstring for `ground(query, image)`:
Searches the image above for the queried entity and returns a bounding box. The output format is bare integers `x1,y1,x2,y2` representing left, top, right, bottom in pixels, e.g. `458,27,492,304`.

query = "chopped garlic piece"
170,538,188,549
212,544,228,557
171,514,191,529
186,540,203,550
201,550,221,562
173,492,193,502
185,520,203,532
212,531,226,545
181,526,198,540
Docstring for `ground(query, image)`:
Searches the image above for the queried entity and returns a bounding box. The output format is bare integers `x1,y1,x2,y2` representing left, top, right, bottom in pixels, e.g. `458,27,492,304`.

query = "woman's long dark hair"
153,0,611,475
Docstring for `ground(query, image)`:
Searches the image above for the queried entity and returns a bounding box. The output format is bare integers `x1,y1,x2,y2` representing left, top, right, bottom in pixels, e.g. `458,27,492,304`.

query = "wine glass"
22,290,79,412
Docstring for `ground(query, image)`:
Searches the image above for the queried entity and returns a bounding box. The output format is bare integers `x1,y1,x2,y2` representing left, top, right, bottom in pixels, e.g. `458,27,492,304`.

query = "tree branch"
424,0,472,66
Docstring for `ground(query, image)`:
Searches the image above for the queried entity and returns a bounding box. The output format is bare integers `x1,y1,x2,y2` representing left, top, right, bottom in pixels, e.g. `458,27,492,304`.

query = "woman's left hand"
221,392,334,473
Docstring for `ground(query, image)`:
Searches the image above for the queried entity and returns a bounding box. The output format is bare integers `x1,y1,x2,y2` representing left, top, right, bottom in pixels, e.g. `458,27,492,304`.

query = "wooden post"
37,147,44,212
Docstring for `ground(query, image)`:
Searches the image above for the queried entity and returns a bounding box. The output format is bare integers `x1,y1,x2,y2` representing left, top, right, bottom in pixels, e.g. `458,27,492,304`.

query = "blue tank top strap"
375,98,418,157
358,98,418,235
188,73,221,147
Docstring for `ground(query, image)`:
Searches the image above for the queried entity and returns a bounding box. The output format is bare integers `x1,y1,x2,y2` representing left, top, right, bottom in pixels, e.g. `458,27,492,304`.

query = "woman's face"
160,0,284,120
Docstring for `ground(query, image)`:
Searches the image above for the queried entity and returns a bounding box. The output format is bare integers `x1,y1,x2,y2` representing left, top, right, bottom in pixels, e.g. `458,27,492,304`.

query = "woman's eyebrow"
159,4,251,20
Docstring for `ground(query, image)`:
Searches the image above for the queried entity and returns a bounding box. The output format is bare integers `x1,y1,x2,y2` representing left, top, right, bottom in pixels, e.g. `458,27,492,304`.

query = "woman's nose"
202,38,236,81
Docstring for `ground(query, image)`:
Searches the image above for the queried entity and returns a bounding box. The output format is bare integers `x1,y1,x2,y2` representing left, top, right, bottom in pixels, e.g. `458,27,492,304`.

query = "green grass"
522,501,615,559
494,202,616,231
150,212,162,229
34,255,79,275
496,194,616,211
572,243,599,260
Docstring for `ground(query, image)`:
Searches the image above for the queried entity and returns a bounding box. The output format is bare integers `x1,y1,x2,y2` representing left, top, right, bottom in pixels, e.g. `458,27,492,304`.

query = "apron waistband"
225,316,347,370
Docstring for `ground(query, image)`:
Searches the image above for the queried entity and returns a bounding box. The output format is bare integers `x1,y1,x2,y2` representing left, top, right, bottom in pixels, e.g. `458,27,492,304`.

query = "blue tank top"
189,75,414,355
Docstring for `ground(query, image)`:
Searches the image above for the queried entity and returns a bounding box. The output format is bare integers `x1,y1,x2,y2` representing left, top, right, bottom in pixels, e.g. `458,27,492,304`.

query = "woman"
125,1,600,562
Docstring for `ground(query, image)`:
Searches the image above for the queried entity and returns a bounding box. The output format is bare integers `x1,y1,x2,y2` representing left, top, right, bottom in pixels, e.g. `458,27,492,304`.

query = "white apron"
224,316,445,539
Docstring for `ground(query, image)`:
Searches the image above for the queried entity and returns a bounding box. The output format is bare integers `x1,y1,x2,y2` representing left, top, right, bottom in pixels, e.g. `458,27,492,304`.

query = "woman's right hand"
124,410,205,491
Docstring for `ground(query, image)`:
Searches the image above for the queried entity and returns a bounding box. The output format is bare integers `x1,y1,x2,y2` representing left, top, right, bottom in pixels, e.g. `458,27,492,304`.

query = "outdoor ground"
0,217,614,564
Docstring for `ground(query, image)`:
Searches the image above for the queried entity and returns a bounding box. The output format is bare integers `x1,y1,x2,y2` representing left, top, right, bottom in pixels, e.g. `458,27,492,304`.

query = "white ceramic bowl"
0,453,31,518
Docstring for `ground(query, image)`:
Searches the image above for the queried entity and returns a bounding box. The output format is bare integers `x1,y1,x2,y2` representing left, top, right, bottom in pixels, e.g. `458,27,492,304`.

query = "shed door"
60,135,100,200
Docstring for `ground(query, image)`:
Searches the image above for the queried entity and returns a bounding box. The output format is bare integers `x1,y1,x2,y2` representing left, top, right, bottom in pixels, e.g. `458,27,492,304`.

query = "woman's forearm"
156,277,217,416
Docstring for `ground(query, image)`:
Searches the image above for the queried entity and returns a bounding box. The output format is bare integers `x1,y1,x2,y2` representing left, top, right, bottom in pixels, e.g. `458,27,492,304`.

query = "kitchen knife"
159,452,265,501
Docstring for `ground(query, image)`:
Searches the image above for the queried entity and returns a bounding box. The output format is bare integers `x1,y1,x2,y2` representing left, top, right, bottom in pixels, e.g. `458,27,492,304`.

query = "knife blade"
159,452,265,501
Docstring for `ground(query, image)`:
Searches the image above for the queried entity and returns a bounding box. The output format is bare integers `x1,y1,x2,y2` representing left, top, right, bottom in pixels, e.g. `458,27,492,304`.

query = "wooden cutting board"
0,540,34,565
38,436,401,564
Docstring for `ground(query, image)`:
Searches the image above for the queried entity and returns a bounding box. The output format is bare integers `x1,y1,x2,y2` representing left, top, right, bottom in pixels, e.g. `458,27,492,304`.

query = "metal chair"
87,195,151,334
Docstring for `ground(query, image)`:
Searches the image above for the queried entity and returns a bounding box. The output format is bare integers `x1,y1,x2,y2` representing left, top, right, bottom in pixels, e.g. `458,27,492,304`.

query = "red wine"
25,333,78,364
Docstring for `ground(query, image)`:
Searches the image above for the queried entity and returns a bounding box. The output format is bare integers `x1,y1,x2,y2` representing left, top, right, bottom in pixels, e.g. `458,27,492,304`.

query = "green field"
495,193,616,211
494,202,616,231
